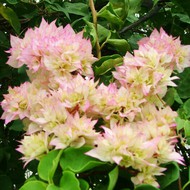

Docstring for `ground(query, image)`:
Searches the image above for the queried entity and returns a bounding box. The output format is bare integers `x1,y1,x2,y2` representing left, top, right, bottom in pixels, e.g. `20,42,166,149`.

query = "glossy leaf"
97,2,123,26
107,38,130,54
108,166,119,190
46,184,63,190
60,171,80,190
0,4,20,34
84,21,97,47
64,2,89,16
19,181,48,190
94,54,123,76
38,150,63,182
78,179,89,190
157,162,180,189
60,146,105,173
134,184,159,190
109,0,128,19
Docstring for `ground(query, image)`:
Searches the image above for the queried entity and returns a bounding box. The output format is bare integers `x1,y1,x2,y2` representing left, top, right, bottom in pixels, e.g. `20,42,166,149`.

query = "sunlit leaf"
135,184,159,190
38,150,63,182
46,184,63,190
60,146,105,173
97,2,123,27
94,54,123,76
107,38,130,54
19,181,48,190
108,166,119,190
164,88,183,106
78,179,89,190
60,171,80,190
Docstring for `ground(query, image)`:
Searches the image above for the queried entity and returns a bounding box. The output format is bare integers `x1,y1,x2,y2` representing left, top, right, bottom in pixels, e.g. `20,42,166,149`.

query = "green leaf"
19,181,48,190
164,88,183,106
172,13,190,24
47,184,63,190
176,68,190,99
157,162,180,189
107,38,130,54
184,121,190,137
97,2,123,27
135,184,159,190
0,4,21,34
6,0,18,4
9,120,24,131
109,0,128,19
46,3,70,20
175,117,187,132
97,24,111,44
127,0,142,22
172,0,190,17
60,146,105,173
38,149,63,182
84,21,97,47
153,0,159,6
78,179,89,190
94,54,123,76
182,99,190,118
108,166,119,190
60,171,80,190
64,2,89,16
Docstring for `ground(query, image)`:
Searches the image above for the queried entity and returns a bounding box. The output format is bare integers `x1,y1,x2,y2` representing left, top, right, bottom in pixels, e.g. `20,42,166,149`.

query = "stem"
178,175,182,190
156,94,166,107
119,4,162,34
182,181,190,190
89,0,101,58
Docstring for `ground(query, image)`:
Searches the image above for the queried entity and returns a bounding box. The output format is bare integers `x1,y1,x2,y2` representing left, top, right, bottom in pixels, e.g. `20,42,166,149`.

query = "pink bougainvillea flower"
6,18,97,78
138,28,190,72
113,46,179,98
1,82,31,124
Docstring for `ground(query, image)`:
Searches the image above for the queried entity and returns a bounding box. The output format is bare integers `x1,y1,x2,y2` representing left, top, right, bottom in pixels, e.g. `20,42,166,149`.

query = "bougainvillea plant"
1,1,190,190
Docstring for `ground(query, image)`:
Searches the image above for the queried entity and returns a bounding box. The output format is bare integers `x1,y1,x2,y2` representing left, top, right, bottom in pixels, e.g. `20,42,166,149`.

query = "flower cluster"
113,28,190,101
1,20,190,187
6,18,96,78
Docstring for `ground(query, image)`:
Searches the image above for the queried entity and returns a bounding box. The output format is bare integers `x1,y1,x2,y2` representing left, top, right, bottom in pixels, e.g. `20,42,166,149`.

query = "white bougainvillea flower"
50,112,99,149
17,132,51,166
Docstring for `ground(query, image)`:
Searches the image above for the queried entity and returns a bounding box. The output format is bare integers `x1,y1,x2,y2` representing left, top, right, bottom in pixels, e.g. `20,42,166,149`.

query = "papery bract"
17,132,51,166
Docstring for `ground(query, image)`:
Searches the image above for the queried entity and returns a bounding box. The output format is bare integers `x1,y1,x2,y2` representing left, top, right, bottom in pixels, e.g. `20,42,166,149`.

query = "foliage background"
0,0,190,189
